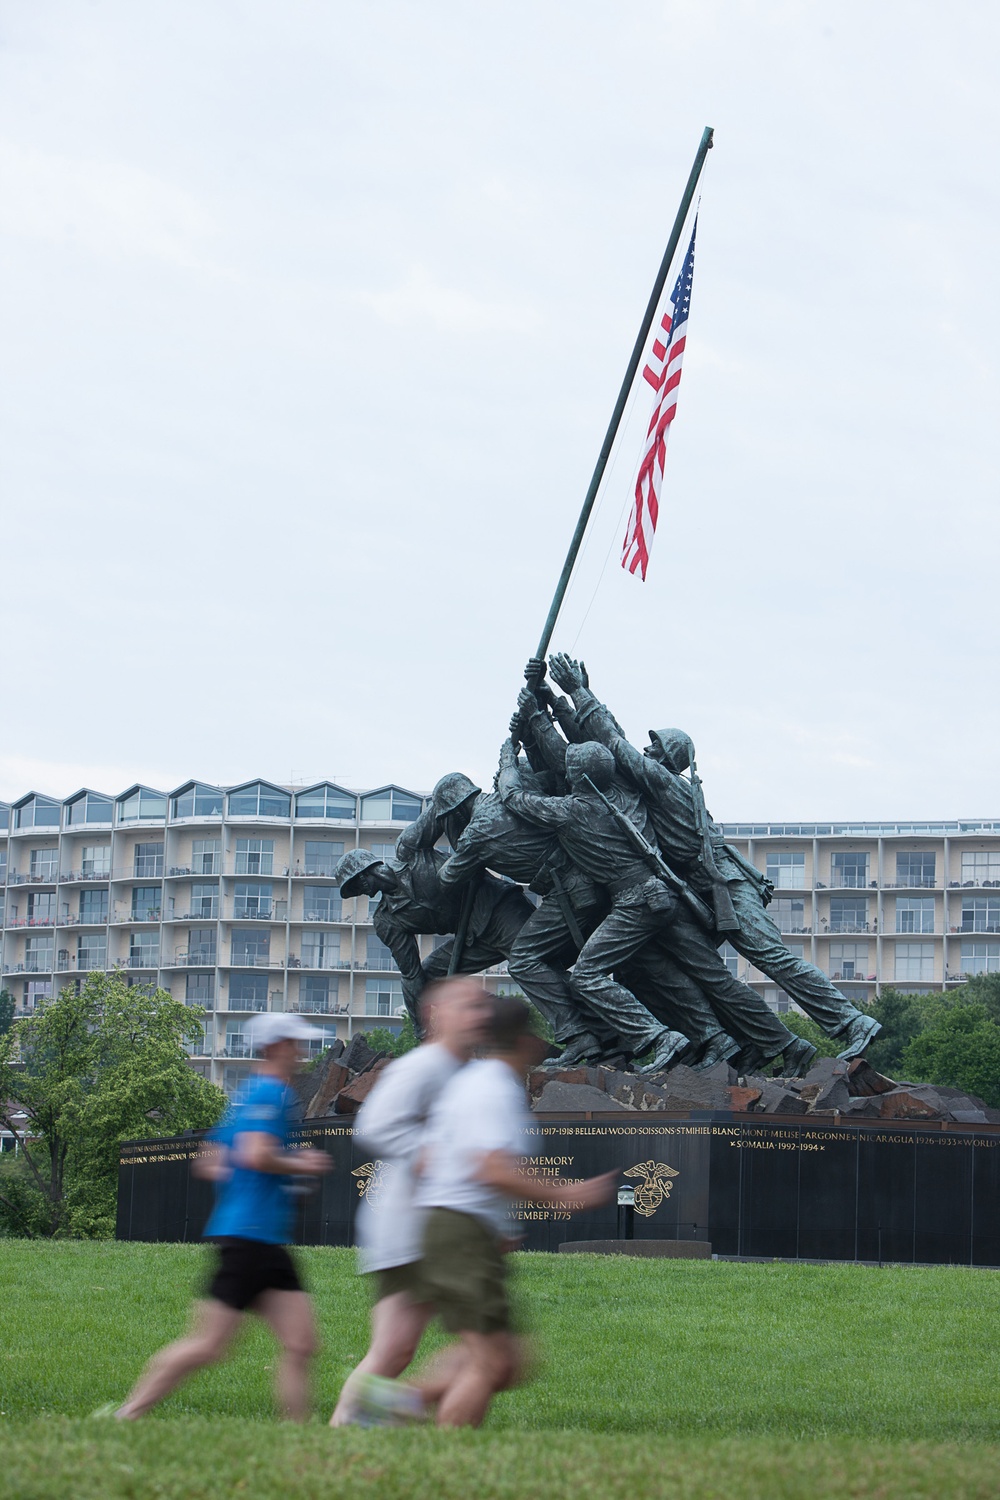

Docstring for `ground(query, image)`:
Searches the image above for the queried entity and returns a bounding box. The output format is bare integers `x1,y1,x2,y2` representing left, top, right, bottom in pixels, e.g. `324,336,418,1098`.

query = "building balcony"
882,880,938,890
222,1043,254,1059
3,960,54,974
948,879,1000,889
297,1001,349,1016
828,875,877,890
167,950,218,967
952,922,1000,935
5,916,58,928
774,924,812,935
167,864,222,878
289,954,350,970
226,954,282,968
59,870,111,884
299,910,343,923
60,913,110,927
125,954,159,969
822,922,872,935
289,866,339,880
112,910,162,925
7,872,57,886
164,908,220,922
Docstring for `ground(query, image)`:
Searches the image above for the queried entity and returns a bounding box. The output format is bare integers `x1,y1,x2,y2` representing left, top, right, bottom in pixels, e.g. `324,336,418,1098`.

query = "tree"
900,1002,1000,1109
0,989,14,1037
0,972,226,1238
362,1016,418,1059
865,988,926,1076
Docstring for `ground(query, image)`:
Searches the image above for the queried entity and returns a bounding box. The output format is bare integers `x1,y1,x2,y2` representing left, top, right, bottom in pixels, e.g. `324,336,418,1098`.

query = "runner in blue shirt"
113,1014,331,1421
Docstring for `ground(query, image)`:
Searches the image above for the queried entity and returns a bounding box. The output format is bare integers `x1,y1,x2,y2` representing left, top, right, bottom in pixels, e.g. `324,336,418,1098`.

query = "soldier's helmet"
335,847,384,898
432,772,482,815
564,741,616,791
647,728,695,774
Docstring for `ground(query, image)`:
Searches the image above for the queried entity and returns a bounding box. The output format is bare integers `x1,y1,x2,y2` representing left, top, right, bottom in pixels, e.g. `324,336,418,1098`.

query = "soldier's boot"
835,1012,882,1060
733,1041,784,1077
782,1036,817,1078
542,1031,604,1069
637,1028,690,1076
689,1031,741,1073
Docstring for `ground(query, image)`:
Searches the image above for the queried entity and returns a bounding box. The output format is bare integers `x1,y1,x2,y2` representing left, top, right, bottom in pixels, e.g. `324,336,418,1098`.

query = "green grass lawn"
2,1242,999,1498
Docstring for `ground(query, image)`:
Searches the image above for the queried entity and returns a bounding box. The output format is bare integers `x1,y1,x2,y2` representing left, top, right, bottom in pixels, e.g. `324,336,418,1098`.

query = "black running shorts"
206,1237,304,1311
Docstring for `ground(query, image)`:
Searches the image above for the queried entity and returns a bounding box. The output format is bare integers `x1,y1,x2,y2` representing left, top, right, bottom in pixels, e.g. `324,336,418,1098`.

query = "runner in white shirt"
330,977,492,1426
356,997,616,1429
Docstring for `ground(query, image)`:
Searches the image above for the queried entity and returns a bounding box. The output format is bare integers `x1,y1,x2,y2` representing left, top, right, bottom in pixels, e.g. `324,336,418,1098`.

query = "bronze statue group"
336,654,881,1078
102,656,883,1431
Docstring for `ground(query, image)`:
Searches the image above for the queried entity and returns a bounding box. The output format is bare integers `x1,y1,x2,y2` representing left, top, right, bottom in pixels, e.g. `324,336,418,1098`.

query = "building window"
360,788,423,823
295,785,356,820
134,843,164,878
960,942,1000,976
192,839,221,875
80,889,108,923
186,972,215,1004
117,788,167,823
236,838,274,876
960,896,1000,934
365,977,404,1017
300,975,339,1014
234,882,273,919
231,928,270,966
366,935,397,970
828,897,868,934
229,974,267,1008
228,783,291,819
770,897,806,933
367,844,397,862
188,927,217,964
301,931,340,969
718,941,739,978
171,784,224,820
765,851,806,890
26,979,51,1008
77,934,107,971
300,840,344,877
829,942,868,980
24,935,54,971
896,851,935,888
129,931,159,968
303,886,341,922
225,1023,253,1059
896,897,935,934
222,1066,252,1102
15,796,60,829
961,852,1000,887
190,882,219,919
29,848,58,880
831,852,870,889
131,885,162,921
27,891,56,922
81,845,111,877
302,1025,339,1059
66,792,113,825
0,850,7,880
894,942,934,982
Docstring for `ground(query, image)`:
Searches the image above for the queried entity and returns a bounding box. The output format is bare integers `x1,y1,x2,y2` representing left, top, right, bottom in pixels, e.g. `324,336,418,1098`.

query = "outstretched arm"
496,738,572,829
395,802,442,861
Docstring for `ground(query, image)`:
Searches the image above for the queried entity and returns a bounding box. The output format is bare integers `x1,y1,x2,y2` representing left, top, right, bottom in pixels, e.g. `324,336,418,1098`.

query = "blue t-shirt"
203,1075,296,1245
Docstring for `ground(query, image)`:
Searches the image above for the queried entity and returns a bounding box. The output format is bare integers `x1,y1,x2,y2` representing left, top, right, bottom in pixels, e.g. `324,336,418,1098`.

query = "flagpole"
532,125,714,663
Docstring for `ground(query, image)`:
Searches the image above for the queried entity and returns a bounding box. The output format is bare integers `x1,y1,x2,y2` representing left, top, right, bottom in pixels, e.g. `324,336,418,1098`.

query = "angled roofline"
227,778,291,797
64,787,114,805
167,779,225,798
11,790,61,809
296,780,357,799
116,782,168,802
359,784,424,801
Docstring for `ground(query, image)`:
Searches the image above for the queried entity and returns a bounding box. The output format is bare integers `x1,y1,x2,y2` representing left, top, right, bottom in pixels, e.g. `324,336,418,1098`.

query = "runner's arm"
475,1150,617,1209
234,1132,331,1176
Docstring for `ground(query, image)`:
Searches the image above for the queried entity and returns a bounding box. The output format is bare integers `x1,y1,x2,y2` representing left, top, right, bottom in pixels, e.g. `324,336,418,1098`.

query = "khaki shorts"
365,1261,425,1304
417,1207,510,1335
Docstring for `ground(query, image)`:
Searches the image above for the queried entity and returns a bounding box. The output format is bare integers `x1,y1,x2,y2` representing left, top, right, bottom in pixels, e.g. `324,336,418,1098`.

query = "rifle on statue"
689,758,740,933
580,775,716,932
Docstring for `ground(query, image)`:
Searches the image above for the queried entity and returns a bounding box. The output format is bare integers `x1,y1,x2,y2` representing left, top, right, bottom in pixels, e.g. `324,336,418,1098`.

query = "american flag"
621,217,698,580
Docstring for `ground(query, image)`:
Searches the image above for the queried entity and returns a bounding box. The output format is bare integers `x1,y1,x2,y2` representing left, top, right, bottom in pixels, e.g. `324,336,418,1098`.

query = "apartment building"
1,783,998,1093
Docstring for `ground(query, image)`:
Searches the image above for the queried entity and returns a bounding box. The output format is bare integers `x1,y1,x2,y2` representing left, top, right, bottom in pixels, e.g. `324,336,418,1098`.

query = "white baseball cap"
248,1013,319,1050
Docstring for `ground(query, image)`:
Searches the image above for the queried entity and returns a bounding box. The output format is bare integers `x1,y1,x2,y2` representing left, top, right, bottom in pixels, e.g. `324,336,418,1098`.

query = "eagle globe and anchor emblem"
622,1160,680,1218
351,1159,393,1207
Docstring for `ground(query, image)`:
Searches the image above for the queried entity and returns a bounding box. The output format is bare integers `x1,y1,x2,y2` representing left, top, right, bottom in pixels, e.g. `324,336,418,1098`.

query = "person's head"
419,977,493,1059
249,1013,318,1078
644,728,695,774
487,995,550,1073
432,772,481,843
564,740,616,793
335,848,398,900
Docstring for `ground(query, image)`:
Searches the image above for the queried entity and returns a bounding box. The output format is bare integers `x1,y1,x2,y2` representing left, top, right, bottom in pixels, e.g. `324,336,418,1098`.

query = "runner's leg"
257,1289,319,1422
330,1292,434,1425
116,1299,242,1418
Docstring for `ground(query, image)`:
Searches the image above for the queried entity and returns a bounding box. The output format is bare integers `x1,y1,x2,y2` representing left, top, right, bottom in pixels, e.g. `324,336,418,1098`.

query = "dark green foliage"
865,988,926,1075
0,972,226,1238
901,1003,1000,1108
0,988,15,1036
362,1015,418,1059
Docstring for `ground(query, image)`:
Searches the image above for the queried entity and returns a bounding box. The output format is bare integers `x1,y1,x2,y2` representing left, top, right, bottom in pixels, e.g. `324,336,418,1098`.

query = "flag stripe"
621,218,698,581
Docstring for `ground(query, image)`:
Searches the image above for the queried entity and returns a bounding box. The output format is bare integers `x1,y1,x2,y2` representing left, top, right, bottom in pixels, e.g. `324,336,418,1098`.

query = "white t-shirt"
353,1042,462,1273
415,1057,539,1240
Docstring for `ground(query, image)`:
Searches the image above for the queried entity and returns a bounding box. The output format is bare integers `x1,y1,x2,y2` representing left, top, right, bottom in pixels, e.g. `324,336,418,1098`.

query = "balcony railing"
165,907,220,922
823,921,872,935
3,960,54,974
126,953,160,969
291,953,348,970
5,916,58,928
773,924,812,935
954,921,1000,934
301,909,342,922
883,879,937,889
170,950,218,967
949,878,1000,888
62,913,109,927
828,874,875,889
76,954,109,972
8,871,58,886
227,953,279,968
60,869,112,883
223,1043,254,1058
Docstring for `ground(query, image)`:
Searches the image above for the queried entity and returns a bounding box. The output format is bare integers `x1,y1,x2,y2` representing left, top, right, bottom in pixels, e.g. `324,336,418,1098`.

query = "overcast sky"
1,2,997,819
